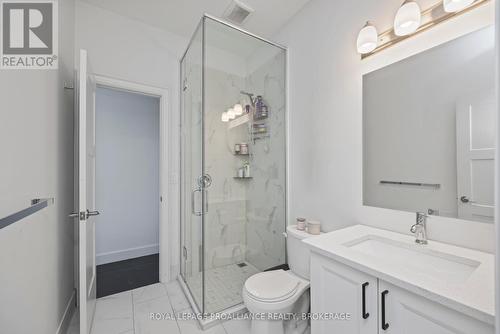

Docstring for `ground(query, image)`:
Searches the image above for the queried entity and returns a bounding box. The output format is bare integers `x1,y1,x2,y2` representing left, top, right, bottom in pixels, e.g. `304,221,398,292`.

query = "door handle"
191,188,202,216
86,209,100,218
460,196,475,204
69,210,99,220
69,211,85,220
362,282,370,319
381,290,389,330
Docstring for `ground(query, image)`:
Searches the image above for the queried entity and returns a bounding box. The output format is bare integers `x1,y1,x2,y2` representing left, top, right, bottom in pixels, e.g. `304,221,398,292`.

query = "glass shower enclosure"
180,15,287,317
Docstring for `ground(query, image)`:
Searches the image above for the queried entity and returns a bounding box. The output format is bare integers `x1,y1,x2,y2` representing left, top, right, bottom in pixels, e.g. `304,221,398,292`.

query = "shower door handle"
191,188,203,216
203,189,209,214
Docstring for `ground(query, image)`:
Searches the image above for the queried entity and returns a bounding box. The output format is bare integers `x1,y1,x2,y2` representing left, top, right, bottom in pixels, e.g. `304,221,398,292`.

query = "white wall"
276,0,496,253
76,0,187,276
95,87,160,265
0,0,76,333
495,1,499,332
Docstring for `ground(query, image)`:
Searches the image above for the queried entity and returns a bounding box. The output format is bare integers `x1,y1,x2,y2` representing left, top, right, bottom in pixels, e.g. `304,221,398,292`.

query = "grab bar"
379,180,440,189
0,198,54,230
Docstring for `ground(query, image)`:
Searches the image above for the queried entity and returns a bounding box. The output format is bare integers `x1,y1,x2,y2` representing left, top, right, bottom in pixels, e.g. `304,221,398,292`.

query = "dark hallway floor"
96,253,159,298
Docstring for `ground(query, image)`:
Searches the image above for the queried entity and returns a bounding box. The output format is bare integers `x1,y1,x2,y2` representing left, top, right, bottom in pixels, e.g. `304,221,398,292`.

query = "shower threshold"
178,262,259,329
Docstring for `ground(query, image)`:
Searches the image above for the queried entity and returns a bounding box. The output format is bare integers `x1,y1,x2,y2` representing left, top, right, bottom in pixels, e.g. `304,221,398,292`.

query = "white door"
77,49,99,334
378,280,493,334
456,91,495,223
310,253,378,334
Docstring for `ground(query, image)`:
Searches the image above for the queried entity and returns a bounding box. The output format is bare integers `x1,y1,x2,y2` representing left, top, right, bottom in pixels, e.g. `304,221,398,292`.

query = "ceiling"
80,0,312,39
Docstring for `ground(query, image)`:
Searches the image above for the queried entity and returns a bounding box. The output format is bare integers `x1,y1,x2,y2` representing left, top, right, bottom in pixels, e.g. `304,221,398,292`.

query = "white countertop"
303,225,495,324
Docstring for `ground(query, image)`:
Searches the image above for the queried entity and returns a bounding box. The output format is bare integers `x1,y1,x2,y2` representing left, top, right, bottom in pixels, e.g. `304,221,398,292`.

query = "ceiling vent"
223,0,254,26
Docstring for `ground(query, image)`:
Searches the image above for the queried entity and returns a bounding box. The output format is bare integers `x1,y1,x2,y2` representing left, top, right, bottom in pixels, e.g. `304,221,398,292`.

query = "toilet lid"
245,270,300,302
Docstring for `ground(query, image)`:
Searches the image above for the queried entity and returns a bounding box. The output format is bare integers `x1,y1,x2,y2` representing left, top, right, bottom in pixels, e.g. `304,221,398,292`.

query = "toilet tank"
286,225,316,279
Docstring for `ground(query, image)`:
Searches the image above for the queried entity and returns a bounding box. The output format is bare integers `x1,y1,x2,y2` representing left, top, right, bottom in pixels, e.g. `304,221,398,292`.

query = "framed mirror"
363,25,495,223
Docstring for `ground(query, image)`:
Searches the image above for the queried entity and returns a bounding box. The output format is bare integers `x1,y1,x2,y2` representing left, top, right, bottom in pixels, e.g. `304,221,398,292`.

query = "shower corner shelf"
233,176,253,180
228,113,251,129
254,114,269,121
234,152,250,156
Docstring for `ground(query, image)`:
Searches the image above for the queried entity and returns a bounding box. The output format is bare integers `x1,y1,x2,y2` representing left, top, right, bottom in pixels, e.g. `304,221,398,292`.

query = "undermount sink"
344,235,481,284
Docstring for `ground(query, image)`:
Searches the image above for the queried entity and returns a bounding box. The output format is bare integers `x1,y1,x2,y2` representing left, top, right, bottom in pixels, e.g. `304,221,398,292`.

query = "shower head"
240,91,255,106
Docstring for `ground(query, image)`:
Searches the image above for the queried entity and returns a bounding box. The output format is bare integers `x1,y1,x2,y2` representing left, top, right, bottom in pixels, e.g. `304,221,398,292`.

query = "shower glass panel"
180,15,287,316
180,22,203,311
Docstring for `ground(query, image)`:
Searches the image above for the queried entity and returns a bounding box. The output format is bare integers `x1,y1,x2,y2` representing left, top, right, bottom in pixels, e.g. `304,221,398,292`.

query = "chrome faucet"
410,212,428,245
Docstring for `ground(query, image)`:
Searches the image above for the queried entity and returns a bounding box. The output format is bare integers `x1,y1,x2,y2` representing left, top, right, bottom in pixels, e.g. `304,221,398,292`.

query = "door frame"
93,74,172,283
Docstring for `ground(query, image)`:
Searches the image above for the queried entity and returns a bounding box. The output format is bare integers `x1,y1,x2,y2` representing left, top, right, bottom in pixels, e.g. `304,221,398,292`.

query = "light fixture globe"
233,103,243,116
443,0,474,12
394,0,422,36
357,22,378,54
221,112,229,122
227,108,236,120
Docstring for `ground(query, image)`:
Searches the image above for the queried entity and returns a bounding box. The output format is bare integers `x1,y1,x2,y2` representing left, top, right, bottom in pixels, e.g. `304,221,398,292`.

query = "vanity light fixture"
233,103,243,116
443,0,474,12
358,0,490,58
356,22,379,54
394,0,422,36
221,112,230,122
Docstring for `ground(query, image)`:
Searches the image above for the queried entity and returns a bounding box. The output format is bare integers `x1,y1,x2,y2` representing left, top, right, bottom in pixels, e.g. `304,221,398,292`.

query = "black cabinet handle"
362,282,369,319
381,290,389,330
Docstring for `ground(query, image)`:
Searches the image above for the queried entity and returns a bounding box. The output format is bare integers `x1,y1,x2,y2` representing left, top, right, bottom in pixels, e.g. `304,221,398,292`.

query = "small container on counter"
234,144,241,154
296,218,306,231
307,221,321,235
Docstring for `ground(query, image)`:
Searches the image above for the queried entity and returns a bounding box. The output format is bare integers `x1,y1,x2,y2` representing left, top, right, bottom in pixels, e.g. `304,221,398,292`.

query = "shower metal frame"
178,14,289,325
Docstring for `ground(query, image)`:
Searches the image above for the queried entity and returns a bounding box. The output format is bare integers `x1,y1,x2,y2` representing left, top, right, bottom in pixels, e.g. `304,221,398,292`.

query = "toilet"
242,225,316,334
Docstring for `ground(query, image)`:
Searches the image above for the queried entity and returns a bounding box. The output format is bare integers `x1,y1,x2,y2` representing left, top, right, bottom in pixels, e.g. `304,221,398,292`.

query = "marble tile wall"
202,50,287,273
204,68,248,270
183,41,287,279
243,51,287,271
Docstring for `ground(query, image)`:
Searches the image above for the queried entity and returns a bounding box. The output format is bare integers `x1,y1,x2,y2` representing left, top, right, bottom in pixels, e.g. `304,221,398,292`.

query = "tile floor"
186,263,259,313
66,281,252,334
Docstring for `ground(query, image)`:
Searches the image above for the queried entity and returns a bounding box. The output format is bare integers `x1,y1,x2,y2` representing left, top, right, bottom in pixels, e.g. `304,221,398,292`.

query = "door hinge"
183,246,188,259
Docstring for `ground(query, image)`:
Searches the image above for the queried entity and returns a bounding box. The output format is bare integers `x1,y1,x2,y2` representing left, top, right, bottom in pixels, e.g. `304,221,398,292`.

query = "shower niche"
180,15,287,320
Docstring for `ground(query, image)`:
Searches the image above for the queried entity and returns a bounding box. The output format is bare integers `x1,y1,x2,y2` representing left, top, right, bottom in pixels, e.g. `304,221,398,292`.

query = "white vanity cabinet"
310,252,494,334
310,253,378,334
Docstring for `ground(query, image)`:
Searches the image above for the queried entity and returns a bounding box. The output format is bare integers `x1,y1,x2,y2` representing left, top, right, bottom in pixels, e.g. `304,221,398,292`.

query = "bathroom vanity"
304,225,495,334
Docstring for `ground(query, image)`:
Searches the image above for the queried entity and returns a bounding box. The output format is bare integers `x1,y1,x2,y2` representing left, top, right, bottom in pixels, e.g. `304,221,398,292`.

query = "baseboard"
56,290,76,334
96,243,159,265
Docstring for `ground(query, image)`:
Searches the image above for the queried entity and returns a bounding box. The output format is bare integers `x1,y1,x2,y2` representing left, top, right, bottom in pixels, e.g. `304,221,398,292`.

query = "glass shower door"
180,16,287,318
180,23,204,313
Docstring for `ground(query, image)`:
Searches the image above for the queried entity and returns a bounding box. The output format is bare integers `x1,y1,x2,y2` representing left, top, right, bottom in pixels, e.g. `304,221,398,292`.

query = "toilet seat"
244,270,303,303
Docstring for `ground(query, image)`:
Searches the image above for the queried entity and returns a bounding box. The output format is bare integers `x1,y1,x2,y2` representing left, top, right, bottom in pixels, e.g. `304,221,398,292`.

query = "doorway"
94,86,160,297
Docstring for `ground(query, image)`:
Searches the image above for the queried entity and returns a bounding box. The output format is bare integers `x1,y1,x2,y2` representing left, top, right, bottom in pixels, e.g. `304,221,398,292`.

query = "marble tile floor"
66,281,252,334
185,262,259,314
